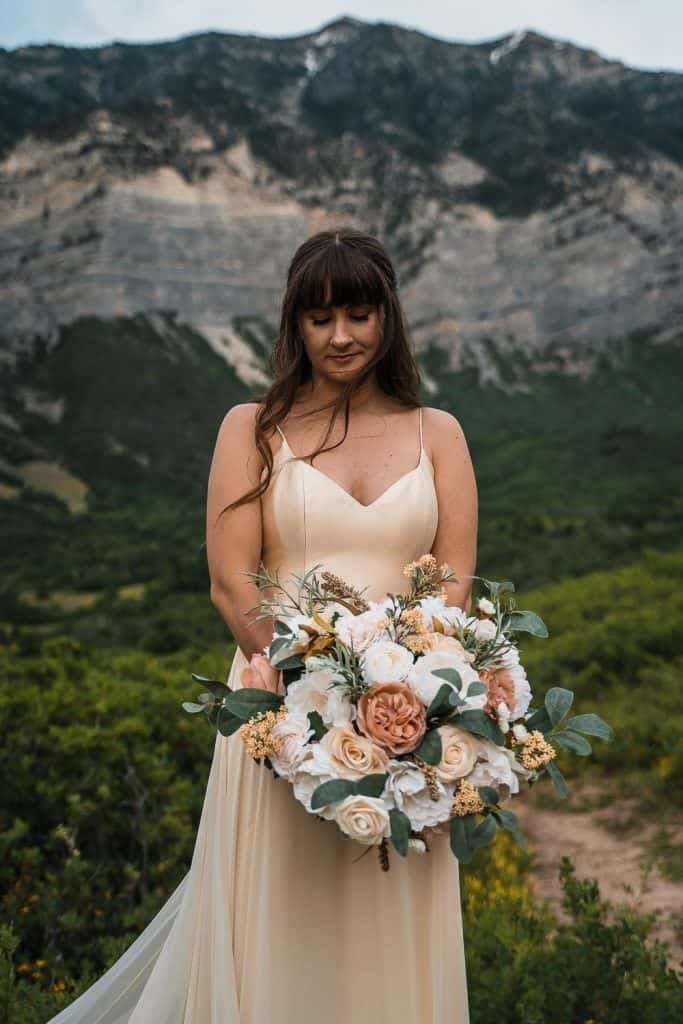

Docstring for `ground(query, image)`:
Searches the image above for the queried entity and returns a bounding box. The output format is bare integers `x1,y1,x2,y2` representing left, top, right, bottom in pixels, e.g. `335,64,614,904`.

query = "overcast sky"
1,1,682,73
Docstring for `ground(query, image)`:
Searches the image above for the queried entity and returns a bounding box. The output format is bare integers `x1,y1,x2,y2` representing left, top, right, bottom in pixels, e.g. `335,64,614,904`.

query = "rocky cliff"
1,16,682,389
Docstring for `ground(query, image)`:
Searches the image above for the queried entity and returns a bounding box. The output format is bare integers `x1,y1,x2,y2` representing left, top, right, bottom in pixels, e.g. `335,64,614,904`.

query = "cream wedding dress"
48,406,470,1023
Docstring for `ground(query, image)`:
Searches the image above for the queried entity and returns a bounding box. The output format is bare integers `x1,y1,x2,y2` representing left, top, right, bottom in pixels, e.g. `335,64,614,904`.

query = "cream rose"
360,640,414,684
435,724,478,783
334,605,391,653
284,669,354,727
427,634,476,664
319,725,389,780
334,795,391,846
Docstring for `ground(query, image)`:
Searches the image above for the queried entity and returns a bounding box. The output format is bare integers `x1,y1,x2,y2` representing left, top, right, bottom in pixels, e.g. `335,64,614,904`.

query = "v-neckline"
276,434,431,510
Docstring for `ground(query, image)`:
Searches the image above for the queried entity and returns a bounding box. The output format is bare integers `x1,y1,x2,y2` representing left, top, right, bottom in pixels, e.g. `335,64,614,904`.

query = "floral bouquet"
183,555,613,869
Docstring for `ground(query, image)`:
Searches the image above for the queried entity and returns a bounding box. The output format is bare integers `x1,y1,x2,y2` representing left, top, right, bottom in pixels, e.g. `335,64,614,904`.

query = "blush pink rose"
241,653,284,695
479,665,515,719
357,681,427,755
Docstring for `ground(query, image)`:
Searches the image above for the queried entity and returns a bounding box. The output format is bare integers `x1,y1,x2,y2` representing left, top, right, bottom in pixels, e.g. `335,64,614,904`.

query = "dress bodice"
259,406,439,603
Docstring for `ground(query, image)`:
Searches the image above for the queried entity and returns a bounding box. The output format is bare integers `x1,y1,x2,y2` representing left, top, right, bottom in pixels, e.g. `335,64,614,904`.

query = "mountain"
1,17,682,387
0,17,682,645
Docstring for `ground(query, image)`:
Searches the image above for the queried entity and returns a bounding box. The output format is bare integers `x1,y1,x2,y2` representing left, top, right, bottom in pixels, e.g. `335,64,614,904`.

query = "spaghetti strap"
275,423,287,442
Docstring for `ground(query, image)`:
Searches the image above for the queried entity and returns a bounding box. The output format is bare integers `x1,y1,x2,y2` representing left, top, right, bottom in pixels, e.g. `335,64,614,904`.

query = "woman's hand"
240,653,284,695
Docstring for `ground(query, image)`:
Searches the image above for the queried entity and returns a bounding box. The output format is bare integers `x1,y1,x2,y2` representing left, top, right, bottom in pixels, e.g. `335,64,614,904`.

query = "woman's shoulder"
216,402,283,458
421,406,470,451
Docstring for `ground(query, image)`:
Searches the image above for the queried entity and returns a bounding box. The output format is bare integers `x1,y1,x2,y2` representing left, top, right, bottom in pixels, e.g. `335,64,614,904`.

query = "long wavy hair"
221,226,423,515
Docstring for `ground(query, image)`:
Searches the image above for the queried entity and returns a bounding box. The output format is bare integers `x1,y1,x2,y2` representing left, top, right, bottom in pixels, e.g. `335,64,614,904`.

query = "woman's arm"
425,407,479,614
205,402,275,661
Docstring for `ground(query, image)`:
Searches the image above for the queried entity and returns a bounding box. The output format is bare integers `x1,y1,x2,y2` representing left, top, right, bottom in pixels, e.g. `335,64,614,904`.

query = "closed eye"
312,314,369,326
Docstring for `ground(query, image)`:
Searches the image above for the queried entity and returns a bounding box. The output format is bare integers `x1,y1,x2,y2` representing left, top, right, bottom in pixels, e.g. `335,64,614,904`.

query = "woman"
48,227,477,1023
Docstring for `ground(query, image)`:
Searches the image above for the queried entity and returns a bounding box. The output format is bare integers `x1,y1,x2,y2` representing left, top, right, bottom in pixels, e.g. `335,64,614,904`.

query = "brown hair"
221,226,422,515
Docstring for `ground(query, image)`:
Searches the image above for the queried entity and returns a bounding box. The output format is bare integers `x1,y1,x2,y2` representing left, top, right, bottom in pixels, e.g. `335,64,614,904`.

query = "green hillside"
1,318,681,652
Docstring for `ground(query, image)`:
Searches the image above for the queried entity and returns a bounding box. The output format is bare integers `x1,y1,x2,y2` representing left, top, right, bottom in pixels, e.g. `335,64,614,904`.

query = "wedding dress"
48,405,470,1023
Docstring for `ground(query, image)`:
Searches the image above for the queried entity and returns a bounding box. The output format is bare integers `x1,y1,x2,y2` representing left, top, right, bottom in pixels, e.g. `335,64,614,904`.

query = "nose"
330,312,354,347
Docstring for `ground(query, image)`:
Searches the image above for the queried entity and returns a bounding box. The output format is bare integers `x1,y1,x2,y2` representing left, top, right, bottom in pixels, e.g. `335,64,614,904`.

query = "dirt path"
515,784,683,960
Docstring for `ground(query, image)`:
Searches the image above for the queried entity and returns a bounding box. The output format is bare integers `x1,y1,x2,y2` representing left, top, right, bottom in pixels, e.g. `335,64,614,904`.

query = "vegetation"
1,546,682,1017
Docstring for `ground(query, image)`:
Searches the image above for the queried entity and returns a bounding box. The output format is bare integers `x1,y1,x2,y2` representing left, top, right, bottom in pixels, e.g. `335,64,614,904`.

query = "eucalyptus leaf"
191,675,230,699
470,813,497,849
389,808,411,857
271,653,306,671
273,620,292,635
544,687,574,726
217,706,242,737
197,692,213,704
471,806,497,847
426,684,458,720
307,710,327,741
555,730,592,756
181,701,205,714
546,759,568,799
466,681,487,697
268,637,291,657
450,816,475,864
355,773,389,798
503,610,548,637
478,786,500,806
564,713,614,741
310,779,355,810
525,706,553,733
414,729,442,766
431,667,463,689
456,710,505,746
494,808,528,851
224,687,284,721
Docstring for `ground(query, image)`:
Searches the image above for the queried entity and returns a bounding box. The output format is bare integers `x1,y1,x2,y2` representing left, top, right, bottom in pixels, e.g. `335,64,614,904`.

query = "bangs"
295,242,387,312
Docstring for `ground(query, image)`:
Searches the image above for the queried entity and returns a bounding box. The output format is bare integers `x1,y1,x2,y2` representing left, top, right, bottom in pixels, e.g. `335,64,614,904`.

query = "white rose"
408,838,427,854
290,746,337,821
284,669,355,727
334,606,391,653
406,651,486,710
512,723,529,742
435,725,479,784
469,737,530,796
469,618,498,641
360,640,414,684
269,711,313,780
476,597,496,617
385,759,453,830
334,795,391,846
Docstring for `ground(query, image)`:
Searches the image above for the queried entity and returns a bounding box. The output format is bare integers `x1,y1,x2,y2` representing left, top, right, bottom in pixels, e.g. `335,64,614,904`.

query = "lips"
330,352,358,361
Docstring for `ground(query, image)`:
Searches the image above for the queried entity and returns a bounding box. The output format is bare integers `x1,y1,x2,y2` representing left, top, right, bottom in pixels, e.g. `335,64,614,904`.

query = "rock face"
1,17,682,388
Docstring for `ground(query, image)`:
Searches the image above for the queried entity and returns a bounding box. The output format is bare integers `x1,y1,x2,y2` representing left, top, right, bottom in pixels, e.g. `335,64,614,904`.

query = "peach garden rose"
357,681,427,755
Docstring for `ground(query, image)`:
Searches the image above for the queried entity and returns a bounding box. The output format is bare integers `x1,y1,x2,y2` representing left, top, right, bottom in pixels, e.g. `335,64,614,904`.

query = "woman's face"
297,300,385,383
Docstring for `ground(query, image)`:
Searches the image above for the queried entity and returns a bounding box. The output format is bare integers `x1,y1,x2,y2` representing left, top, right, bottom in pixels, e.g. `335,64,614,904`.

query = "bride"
48,226,478,1023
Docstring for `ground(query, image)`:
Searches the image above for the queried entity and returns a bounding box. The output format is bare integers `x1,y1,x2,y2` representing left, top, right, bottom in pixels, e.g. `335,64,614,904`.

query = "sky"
1,1,682,73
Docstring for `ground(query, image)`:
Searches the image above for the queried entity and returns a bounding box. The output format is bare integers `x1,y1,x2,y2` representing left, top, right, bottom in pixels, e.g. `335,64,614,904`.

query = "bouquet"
184,555,613,870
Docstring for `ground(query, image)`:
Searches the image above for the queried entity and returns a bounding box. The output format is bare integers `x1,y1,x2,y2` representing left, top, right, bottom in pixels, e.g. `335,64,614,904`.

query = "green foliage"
463,853,683,1024
0,635,229,985
518,548,683,803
